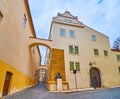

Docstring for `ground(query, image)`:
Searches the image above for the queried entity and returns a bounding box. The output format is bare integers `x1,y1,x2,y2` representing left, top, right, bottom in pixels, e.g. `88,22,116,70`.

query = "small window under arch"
0,11,3,21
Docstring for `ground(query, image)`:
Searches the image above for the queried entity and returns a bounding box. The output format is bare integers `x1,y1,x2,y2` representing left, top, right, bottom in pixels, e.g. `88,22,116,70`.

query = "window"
64,19,72,23
69,45,73,54
117,55,120,61
92,35,96,41
76,62,80,71
69,45,79,54
60,28,65,37
118,67,120,73
32,47,35,54
48,52,50,58
70,62,74,71
0,11,3,21
104,50,108,56
75,46,79,54
70,62,80,71
23,14,27,28
69,30,75,38
94,49,99,56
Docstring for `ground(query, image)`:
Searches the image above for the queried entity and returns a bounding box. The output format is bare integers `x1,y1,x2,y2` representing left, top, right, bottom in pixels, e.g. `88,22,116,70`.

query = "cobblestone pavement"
2,83,120,99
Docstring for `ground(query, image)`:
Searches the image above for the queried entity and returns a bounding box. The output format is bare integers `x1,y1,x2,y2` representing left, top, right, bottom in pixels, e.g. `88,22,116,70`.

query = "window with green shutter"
70,62,80,71
118,67,120,73
76,62,80,71
117,55,120,61
70,62,74,71
69,45,73,54
69,45,79,54
94,49,99,56
75,46,79,54
104,50,108,56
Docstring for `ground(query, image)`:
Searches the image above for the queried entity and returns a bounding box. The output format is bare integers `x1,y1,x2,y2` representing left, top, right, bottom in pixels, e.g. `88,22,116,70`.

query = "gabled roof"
57,11,78,20
52,11,84,28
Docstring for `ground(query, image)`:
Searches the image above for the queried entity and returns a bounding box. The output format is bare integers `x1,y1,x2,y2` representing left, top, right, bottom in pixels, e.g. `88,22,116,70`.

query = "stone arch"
29,37,52,51
89,67,101,88
29,43,52,51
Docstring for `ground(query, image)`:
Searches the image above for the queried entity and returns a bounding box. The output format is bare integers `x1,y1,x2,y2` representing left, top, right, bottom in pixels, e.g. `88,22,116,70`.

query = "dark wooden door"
2,72,12,96
90,68,101,87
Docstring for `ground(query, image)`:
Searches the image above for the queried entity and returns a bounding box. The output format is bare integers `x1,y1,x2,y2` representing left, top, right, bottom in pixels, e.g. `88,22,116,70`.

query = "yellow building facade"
0,0,40,97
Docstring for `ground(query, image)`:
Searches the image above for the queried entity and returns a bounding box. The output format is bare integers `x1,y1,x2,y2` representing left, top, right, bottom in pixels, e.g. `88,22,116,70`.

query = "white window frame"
69,30,75,38
60,28,65,37
92,35,96,41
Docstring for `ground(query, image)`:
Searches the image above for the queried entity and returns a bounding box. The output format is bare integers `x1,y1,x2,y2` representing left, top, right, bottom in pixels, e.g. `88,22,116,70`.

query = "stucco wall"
0,0,40,97
50,20,120,89
0,0,40,77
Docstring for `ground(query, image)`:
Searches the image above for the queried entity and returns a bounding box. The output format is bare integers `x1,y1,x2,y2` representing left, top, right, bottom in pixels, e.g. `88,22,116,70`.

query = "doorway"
39,68,47,83
89,67,101,87
2,71,12,96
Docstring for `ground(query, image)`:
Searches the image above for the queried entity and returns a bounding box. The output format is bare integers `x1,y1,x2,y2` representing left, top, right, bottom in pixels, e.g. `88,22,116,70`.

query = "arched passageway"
29,37,52,84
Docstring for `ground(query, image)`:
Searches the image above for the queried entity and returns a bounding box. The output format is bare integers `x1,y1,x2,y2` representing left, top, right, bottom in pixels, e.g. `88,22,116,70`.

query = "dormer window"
64,19,72,23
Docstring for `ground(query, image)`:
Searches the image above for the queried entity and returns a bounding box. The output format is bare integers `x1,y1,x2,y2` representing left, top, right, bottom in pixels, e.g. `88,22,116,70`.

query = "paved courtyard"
2,83,120,99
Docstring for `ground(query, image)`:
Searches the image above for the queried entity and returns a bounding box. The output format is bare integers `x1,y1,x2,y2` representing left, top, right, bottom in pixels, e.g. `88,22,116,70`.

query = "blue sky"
28,0,120,64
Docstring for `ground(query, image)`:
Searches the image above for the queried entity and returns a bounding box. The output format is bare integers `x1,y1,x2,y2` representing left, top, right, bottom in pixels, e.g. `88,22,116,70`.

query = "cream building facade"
0,0,41,97
45,11,120,90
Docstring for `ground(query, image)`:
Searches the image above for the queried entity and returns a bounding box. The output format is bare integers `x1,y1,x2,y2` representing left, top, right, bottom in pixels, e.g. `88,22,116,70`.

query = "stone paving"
2,83,120,99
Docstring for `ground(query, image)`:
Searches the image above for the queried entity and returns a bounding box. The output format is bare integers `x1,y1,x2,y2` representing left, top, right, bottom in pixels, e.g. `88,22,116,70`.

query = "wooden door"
90,68,101,87
2,72,12,96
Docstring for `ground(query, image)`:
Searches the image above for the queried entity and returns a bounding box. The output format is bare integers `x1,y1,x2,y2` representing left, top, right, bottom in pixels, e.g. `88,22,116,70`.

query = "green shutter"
69,45,73,54
70,62,74,71
104,50,108,56
117,55,120,61
94,49,99,55
76,62,80,71
75,46,79,54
